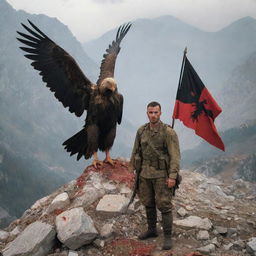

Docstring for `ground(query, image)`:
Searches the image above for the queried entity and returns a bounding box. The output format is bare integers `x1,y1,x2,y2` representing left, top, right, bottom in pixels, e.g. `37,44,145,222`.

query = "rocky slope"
0,161,255,256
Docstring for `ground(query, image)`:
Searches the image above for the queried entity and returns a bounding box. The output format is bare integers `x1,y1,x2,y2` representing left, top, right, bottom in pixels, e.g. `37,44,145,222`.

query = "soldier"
130,101,180,250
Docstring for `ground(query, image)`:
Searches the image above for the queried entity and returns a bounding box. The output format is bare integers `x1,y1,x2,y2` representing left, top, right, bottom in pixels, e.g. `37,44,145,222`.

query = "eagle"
17,20,131,167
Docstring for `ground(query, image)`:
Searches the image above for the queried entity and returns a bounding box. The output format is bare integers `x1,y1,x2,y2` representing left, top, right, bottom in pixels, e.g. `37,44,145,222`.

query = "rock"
47,192,70,213
0,230,9,241
55,207,98,250
246,237,256,255
231,239,245,251
227,227,238,237
31,195,49,210
9,226,20,237
68,251,78,256
177,207,188,217
197,230,210,240
205,184,235,202
185,205,194,211
93,238,105,248
174,216,212,230
214,226,228,235
2,221,56,256
224,243,233,251
102,182,117,192
197,243,215,254
211,237,220,247
100,223,114,238
71,185,104,209
96,194,129,215
120,186,132,194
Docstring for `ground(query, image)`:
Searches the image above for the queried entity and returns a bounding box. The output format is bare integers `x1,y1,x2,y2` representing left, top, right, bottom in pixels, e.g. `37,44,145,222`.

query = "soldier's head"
147,101,162,124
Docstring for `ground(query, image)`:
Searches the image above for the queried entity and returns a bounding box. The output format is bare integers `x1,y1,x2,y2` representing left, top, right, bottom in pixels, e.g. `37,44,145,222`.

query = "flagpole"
172,47,187,128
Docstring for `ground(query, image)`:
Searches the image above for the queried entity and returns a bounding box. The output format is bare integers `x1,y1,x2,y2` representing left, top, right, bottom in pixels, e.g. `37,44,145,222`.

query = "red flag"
172,54,225,151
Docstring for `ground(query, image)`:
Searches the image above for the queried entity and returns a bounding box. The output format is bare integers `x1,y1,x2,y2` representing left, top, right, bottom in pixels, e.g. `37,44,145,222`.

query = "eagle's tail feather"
63,125,99,161
63,129,90,160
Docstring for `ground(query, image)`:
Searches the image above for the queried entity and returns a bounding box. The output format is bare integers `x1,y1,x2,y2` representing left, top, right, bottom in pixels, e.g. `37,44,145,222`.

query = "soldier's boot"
138,207,158,240
161,212,173,250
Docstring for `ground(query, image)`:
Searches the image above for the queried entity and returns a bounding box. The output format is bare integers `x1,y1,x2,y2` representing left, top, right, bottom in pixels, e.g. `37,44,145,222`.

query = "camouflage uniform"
130,121,180,248
130,121,180,211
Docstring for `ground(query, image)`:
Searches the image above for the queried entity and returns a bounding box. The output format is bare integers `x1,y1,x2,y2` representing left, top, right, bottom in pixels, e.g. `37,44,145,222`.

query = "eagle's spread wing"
17,20,92,117
96,23,132,86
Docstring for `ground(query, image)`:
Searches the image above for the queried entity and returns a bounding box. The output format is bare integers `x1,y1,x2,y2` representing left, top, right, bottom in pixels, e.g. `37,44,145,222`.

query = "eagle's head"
99,77,117,95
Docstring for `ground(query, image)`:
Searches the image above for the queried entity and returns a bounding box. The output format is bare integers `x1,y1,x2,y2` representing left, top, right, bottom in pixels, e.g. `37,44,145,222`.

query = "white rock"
47,192,70,213
197,230,210,240
214,226,228,235
100,223,114,238
96,194,129,214
10,226,20,237
120,186,132,194
205,184,235,202
174,216,212,230
31,195,49,209
103,182,117,192
211,237,220,248
71,184,104,209
185,205,194,211
56,207,98,250
246,237,256,256
197,243,215,254
2,221,56,256
68,250,79,256
224,243,233,251
93,238,105,248
0,230,9,241
177,207,188,217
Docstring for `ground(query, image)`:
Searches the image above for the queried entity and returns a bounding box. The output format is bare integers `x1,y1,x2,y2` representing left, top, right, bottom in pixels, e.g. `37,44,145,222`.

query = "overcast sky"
6,0,256,42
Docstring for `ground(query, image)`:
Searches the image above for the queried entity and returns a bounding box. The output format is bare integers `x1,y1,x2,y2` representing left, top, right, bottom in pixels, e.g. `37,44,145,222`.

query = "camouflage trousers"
138,176,173,213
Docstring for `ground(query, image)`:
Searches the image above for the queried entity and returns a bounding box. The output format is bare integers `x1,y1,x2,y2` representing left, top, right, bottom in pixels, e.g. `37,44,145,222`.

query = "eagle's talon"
92,160,104,169
103,158,115,166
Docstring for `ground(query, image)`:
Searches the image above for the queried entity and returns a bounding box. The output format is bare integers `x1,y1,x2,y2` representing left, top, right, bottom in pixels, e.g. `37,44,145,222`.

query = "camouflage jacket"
130,121,180,179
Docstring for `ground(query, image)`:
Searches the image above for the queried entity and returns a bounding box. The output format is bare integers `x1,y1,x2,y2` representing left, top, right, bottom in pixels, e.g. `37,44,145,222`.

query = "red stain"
75,160,135,190
62,216,67,221
53,209,64,216
110,238,156,256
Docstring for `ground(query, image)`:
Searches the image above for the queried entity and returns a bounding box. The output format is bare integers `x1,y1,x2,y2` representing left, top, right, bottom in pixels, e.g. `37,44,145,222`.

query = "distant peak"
221,16,256,31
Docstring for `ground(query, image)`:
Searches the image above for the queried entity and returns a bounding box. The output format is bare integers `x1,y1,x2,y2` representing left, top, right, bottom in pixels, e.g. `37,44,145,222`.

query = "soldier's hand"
166,178,176,188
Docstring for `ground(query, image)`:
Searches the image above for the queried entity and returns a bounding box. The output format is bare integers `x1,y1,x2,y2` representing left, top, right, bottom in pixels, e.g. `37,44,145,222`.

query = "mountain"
181,119,256,182
217,52,256,130
83,15,256,150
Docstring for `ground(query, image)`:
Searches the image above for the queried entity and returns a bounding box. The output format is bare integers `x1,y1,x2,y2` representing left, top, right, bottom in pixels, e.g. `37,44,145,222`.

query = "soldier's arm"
166,127,181,179
130,129,141,169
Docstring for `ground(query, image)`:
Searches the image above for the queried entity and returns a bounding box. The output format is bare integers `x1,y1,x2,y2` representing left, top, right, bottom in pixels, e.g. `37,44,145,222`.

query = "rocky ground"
0,159,256,256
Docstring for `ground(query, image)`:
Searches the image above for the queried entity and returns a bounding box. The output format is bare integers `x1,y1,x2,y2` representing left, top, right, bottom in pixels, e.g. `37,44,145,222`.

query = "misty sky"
6,0,256,42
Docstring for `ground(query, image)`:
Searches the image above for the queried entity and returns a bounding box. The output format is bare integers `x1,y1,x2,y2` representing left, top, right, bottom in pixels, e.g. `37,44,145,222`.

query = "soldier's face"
147,106,161,124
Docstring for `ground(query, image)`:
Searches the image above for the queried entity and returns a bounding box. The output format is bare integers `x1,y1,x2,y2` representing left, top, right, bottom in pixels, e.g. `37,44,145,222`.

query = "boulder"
2,221,56,256
197,244,215,254
197,230,210,240
47,192,70,213
246,237,256,256
174,216,212,230
0,230,9,242
96,194,129,215
100,223,114,238
177,207,188,217
70,185,104,209
55,207,98,250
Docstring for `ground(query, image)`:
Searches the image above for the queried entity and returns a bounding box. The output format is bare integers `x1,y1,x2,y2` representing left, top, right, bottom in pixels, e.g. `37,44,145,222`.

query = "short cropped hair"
147,101,161,110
